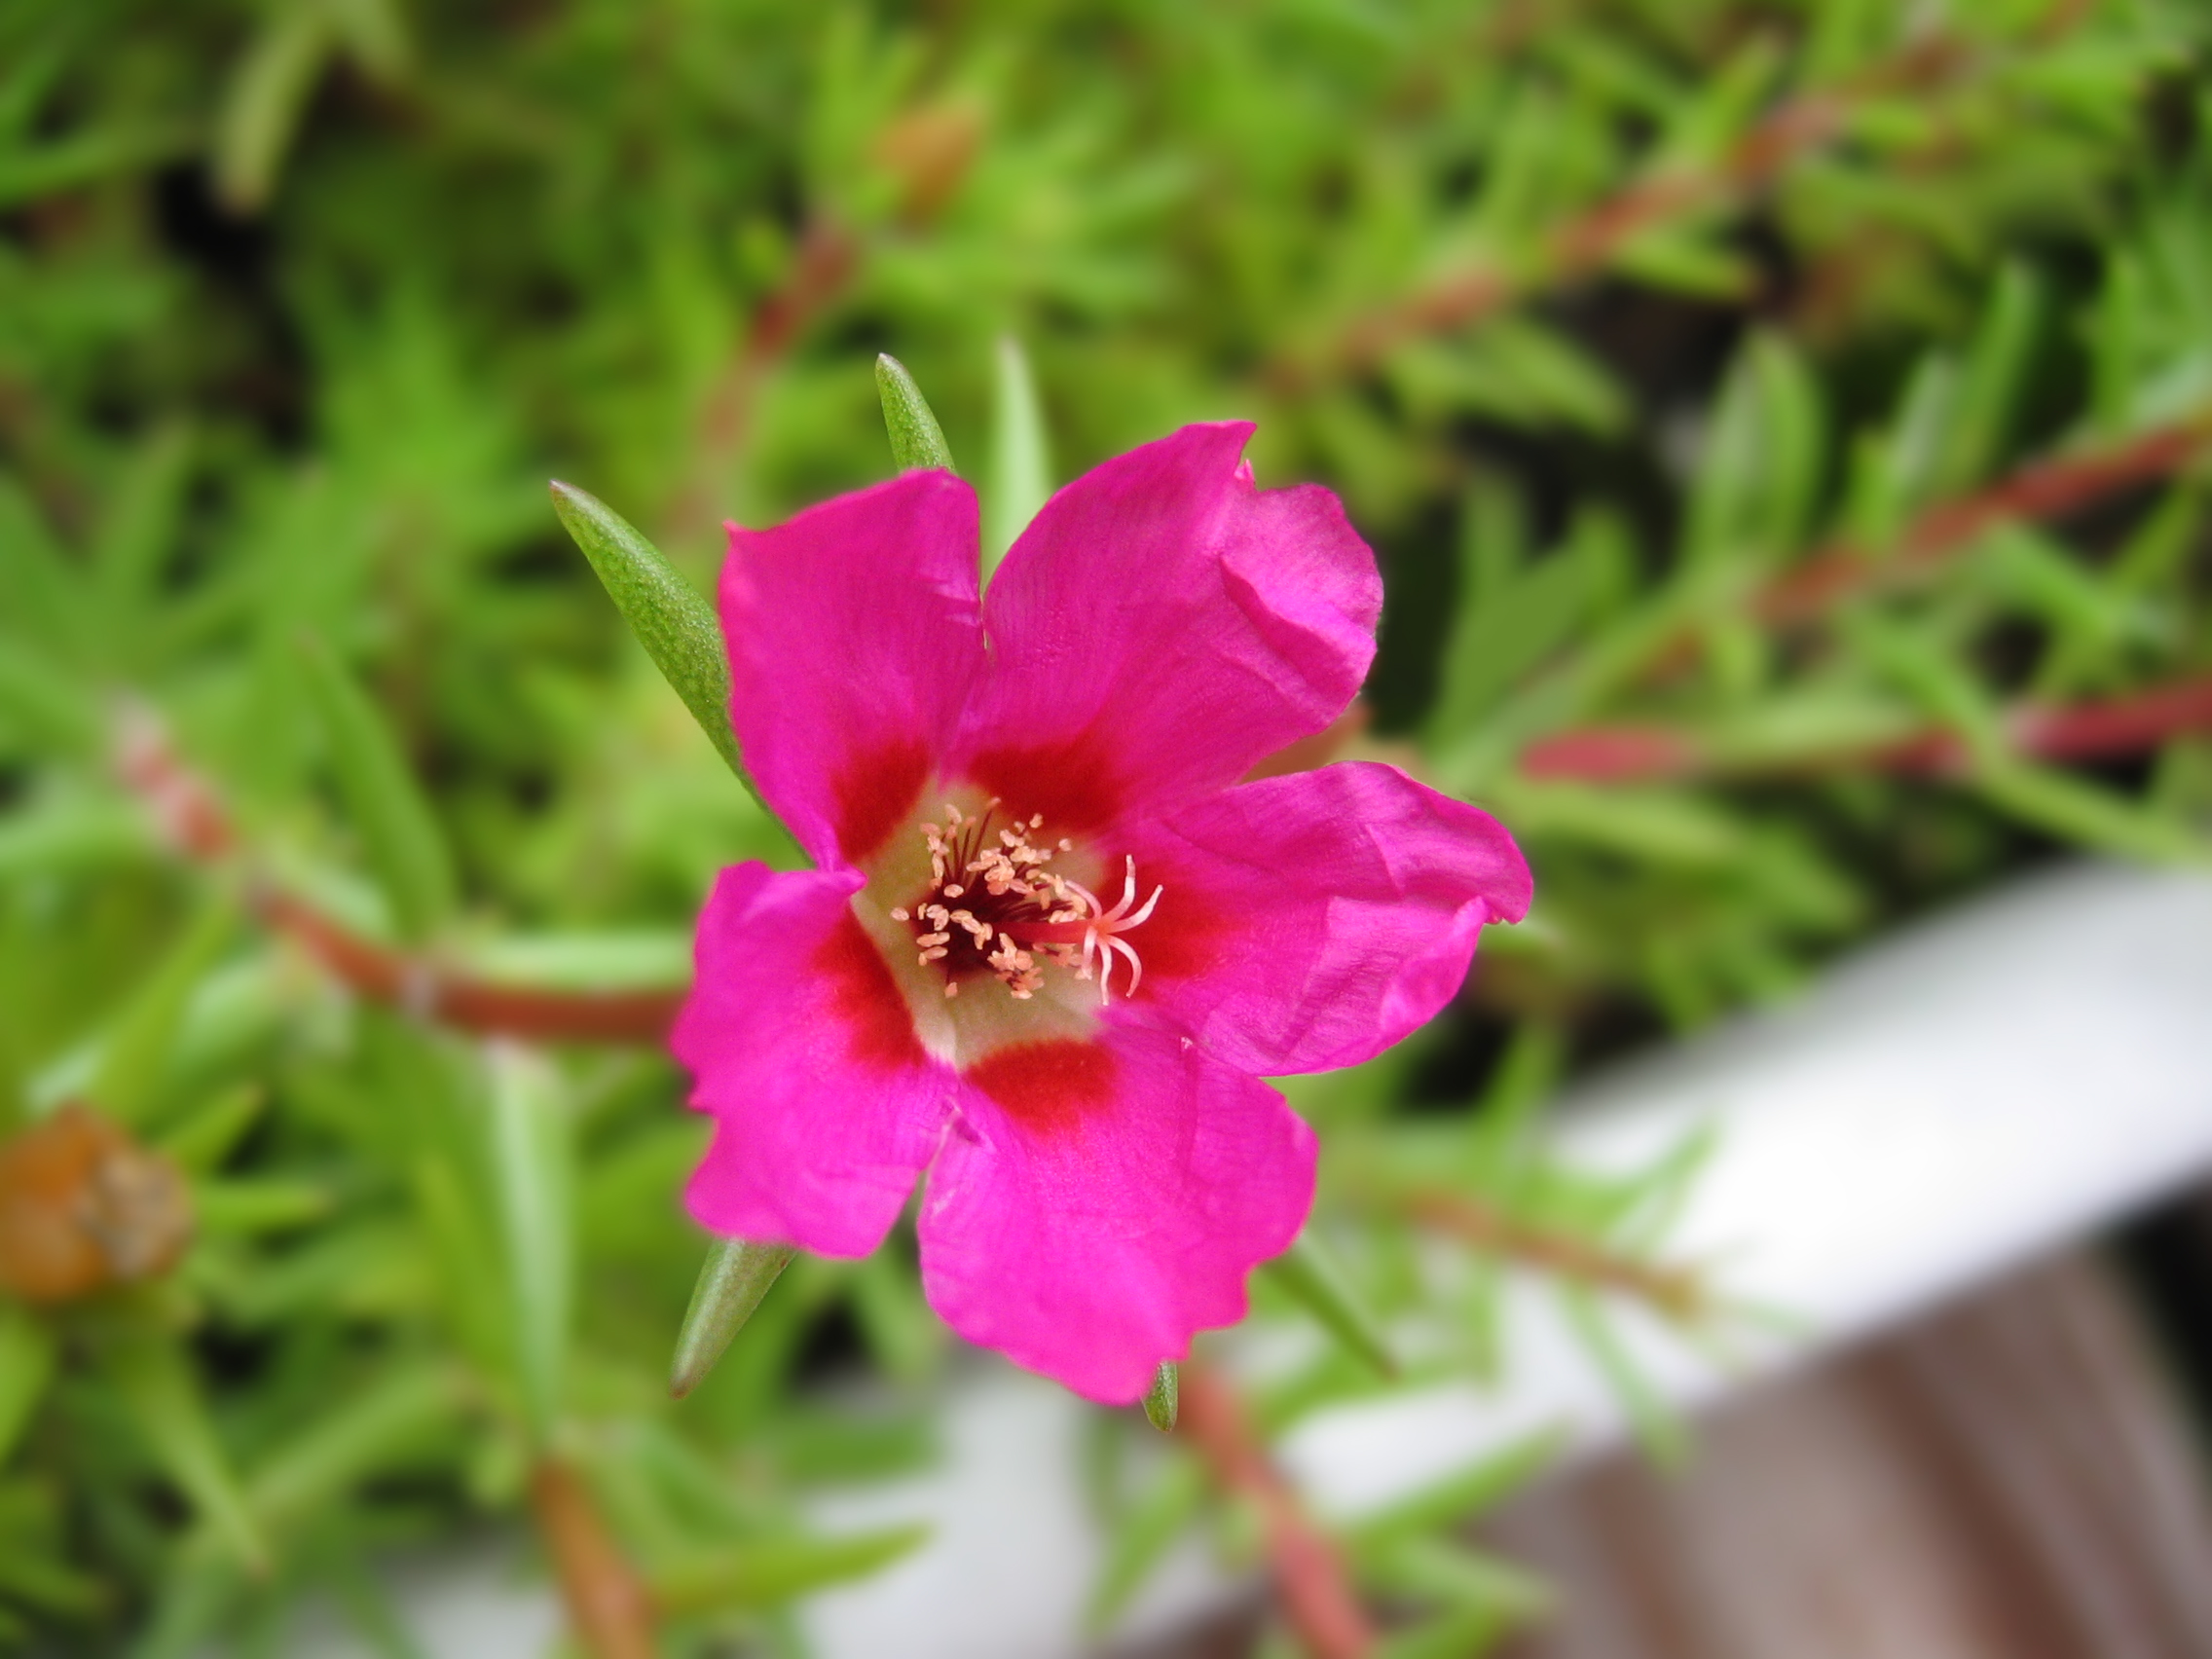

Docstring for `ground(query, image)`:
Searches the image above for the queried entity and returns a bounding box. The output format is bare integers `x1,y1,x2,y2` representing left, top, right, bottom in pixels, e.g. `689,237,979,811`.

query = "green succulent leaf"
670,1235,798,1400
1261,1231,1397,1380
651,1523,933,1616
877,353,957,475
549,480,759,800
297,631,458,944
985,332,1051,579
1142,1361,1178,1433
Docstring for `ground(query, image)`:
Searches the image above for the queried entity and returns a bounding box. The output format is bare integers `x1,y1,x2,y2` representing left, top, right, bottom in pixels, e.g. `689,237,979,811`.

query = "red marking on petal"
966,1040,1116,1137
966,728,1125,833
813,911,927,1072
835,738,931,863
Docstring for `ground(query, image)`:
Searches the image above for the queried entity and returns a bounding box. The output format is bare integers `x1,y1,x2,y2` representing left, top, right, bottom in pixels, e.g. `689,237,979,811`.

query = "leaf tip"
1141,1362,1178,1433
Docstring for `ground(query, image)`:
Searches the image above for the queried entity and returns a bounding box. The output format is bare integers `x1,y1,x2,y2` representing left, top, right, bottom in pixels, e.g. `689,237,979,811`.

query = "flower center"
887,800,1161,1005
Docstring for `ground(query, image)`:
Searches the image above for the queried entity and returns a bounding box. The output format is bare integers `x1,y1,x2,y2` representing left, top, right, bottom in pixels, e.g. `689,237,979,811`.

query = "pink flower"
674,424,1530,1403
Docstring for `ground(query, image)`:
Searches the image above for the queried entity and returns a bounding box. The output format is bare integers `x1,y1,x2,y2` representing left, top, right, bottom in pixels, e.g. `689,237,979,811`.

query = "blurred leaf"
1934,262,2044,493
1683,330,1825,568
155,1085,265,1176
214,0,339,213
1976,761,2211,865
650,1523,931,1616
327,0,411,83
1260,1233,1395,1381
1086,1454,1206,1633
0,1307,55,1465
193,1177,335,1235
103,1329,267,1572
985,332,1051,579
297,633,458,944
0,643,99,756
1346,1428,1561,1548
92,424,193,639
1375,1607,1514,1659
850,1246,944,1386
486,1047,571,1446
1432,505,1624,737
1360,1534,1547,1618
1560,1289,1684,1466
326,1549,432,1659
244,1363,456,1530
91,897,237,1126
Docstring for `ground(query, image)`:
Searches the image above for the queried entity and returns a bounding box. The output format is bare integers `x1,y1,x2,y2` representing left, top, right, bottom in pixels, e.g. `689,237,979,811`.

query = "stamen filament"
893,806,1162,1005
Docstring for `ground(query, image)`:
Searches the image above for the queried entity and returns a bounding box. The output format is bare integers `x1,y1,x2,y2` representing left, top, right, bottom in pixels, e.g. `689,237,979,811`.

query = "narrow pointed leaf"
0,1306,56,1464
297,632,457,943
1262,1232,1397,1380
651,1523,931,1615
105,1330,268,1571
876,353,956,474
1359,1534,1548,1616
156,1085,266,1175
92,896,236,1125
1142,1361,1178,1432
214,0,337,212
1087,1455,1206,1632
486,1047,571,1447
548,481,757,798
670,1236,797,1399
245,1363,456,1530
850,1247,945,1384
1374,1606,1513,1659
985,333,1051,579
92,422,193,629
1346,1427,1562,1546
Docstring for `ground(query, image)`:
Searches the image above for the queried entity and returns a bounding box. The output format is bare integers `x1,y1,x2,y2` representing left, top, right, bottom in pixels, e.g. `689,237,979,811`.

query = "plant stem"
115,713,683,1045
1755,414,2212,629
1403,1190,1707,1324
530,1457,657,1659
1178,1361,1376,1659
1278,33,1979,390
1520,670,2212,785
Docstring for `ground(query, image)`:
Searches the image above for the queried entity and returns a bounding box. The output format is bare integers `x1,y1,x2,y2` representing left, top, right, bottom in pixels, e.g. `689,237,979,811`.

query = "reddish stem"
1402,1190,1706,1322
257,890,682,1043
1285,36,1967,388
1179,1362,1376,1659
1518,671,2212,785
1756,417,2212,630
116,714,682,1046
530,1458,658,1659
672,216,860,536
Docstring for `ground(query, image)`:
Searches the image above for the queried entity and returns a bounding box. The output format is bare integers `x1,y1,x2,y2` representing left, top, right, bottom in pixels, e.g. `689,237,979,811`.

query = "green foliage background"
3,0,2211,1653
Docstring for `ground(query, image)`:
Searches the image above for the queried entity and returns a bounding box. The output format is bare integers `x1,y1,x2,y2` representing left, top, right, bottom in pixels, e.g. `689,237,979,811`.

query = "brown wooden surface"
1486,1251,2212,1659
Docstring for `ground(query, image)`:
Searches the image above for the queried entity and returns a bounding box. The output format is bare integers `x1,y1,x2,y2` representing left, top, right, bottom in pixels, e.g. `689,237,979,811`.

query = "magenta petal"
917,1026,1316,1403
953,424,1380,830
720,471,985,866
675,863,955,1258
1124,762,1531,1077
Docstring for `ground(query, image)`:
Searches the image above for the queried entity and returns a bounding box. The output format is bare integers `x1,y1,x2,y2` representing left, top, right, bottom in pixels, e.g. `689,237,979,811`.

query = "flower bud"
0,1105,192,1304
